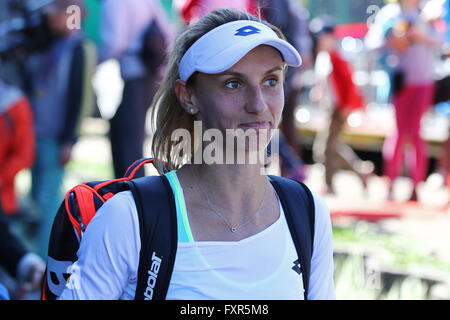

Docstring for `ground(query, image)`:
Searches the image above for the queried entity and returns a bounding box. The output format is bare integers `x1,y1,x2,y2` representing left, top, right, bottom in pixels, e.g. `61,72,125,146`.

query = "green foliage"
332,222,450,299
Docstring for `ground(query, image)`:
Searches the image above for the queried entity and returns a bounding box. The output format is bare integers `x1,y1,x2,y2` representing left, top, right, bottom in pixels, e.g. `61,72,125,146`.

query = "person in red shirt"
0,78,35,215
310,16,374,194
0,77,43,299
177,0,259,25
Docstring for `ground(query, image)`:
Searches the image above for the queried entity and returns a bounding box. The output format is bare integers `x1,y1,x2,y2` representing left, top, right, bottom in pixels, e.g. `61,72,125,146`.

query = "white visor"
179,20,302,82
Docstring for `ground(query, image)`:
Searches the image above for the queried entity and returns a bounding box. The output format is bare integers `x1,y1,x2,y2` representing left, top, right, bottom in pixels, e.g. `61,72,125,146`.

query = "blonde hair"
150,8,286,174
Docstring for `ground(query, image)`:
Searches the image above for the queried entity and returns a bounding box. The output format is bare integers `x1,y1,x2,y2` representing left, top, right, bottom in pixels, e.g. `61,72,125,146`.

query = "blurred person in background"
436,0,450,197
0,66,44,299
310,16,374,195
176,0,252,24
26,0,97,258
369,0,445,201
0,67,35,217
98,0,174,179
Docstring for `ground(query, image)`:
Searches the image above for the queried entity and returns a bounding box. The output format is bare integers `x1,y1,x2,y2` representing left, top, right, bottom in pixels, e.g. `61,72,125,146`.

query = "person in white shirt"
60,8,335,300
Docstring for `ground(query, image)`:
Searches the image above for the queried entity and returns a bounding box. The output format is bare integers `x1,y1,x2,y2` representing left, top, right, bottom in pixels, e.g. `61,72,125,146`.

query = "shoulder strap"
128,175,178,300
268,175,315,300
128,172,314,300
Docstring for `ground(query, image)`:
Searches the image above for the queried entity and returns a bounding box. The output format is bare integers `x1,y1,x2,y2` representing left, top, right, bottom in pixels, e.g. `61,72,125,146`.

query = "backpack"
41,158,315,300
41,158,160,299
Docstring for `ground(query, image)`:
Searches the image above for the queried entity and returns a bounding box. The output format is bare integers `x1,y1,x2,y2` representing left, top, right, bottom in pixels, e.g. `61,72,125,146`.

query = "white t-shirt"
59,172,335,300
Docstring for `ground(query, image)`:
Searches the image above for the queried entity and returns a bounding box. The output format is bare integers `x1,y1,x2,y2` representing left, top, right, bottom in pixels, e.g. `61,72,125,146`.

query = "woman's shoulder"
271,176,330,230
79,189,141,260
88,190,139,232
310,190,330,218
101,190,136,209
309,190,333,244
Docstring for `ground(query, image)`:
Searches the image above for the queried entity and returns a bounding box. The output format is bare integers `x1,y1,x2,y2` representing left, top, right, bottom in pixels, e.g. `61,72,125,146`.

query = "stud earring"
188,107,196,114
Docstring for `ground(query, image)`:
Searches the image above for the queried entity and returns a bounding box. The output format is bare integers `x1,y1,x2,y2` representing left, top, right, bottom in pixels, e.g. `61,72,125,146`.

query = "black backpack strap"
268,175,315,300
128,175,178,300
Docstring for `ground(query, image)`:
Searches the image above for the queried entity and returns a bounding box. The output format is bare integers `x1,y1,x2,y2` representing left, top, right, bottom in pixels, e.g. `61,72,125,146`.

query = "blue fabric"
0,283,10,300
29,34,81,141
31,138,65,258
278,132,304,169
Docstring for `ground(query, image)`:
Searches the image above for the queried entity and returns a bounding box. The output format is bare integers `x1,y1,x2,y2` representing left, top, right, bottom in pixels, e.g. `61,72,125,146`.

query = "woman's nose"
245,86,268,114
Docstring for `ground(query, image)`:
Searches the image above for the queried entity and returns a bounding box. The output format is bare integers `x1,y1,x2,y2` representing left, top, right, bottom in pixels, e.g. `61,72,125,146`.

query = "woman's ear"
174,79,198,115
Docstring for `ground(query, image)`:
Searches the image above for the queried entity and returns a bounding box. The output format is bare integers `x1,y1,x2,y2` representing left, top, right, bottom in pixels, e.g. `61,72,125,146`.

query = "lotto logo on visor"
235,25,261,36
178,20,302,82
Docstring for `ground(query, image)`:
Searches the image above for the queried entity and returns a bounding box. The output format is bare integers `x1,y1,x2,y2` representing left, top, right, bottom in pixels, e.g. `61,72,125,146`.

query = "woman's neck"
179,163,269,222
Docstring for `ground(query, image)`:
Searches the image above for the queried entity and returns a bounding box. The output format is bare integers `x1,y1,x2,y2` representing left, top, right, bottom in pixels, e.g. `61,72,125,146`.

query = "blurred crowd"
0,0,449,300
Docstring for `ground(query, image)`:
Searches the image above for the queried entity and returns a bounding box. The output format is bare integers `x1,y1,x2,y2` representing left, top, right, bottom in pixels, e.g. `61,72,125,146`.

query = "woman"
379,0,444,200
59,8,335,300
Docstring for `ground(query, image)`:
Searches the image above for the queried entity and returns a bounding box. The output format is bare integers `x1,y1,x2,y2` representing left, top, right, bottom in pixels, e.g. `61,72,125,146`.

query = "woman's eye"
225,80,241,89
264,78,278,87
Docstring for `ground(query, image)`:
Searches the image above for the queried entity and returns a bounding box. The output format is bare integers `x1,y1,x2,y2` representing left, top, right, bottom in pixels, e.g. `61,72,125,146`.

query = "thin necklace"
189,165,268,233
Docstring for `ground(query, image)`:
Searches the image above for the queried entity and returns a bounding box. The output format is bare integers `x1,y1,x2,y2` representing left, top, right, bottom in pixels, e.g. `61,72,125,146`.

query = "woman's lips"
238,121,271,129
